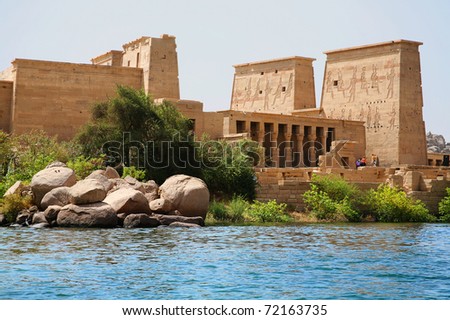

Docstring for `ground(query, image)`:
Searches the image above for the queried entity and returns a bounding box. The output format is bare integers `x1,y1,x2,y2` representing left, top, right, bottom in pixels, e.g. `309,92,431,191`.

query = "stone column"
319,127,327,155
307,134,317,167
257,129,266,167
271,131,279,167
284,132,293,167
295,132,304,167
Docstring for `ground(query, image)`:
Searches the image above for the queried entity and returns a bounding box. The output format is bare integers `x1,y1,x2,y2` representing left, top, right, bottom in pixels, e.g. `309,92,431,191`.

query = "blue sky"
1,0,449,140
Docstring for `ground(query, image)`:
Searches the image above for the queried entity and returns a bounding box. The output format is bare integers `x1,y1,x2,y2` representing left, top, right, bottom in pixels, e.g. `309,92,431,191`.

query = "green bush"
0,194,32,223
365,184,435,222
122,166,146,181
67,155,105,179
245,200,292,223
303,175,362,222
200,138,260,200
0,130,76,197
227,195,249,222
208,200,228,221
438,188,450,222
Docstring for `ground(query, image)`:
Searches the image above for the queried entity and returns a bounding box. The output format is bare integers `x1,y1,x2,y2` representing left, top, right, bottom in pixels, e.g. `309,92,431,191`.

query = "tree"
75,85,201,184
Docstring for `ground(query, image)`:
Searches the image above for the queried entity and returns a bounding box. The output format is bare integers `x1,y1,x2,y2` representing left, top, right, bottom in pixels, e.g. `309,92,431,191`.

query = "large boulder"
44,205,61,223
103,188,151,214
123,214,161,228
69,179,107,205
105,166,121,179
159,175,210,219
30,167,77,207
40,186,71,210
57,203,117,228
86,171,113,192
32,212,48,225
4,181,24,197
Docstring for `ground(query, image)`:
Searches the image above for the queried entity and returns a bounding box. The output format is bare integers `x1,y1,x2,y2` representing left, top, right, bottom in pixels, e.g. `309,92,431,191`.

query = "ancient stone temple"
0,35,434,167
320,40,428,166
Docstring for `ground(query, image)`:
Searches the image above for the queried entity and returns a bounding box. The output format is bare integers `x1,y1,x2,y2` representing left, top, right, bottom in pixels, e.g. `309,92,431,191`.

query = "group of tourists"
356,154,378,168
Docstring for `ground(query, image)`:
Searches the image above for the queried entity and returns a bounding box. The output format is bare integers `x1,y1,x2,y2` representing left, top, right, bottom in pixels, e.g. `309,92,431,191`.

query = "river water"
0,224,449,300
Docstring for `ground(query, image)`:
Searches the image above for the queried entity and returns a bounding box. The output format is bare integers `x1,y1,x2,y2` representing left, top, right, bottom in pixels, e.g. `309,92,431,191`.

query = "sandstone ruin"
1,34,449,211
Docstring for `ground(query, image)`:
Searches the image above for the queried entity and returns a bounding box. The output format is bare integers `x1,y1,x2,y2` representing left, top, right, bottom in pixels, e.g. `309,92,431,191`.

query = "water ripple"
0,224,449,299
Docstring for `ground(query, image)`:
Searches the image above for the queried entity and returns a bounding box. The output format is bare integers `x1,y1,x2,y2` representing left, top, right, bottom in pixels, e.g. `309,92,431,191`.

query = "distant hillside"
427,132,450,153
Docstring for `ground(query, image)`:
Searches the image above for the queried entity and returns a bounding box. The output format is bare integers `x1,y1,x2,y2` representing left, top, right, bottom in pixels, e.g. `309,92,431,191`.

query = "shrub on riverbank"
303,174,435,223
303,175,362,222
207,198,292,224
438,188,450,222
0,193,32,223
365,184,435,222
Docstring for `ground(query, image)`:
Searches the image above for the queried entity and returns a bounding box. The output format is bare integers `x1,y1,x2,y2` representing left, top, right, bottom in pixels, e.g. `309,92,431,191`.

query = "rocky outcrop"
57,203,117,228
103,188,151,214
40,186,71,210
159,175,210,219
2,161,210,229
69,179,106,205
30,166,77,207
427,132,450,153
4,181,24,197
123,214,161,228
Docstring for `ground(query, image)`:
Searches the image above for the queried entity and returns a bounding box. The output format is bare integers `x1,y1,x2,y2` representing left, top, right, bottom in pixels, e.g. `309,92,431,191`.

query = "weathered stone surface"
57,203,117,228
105,166,121,179
40,186,71,210
124,176,145,193
168,221,201,228
103,188,151,214
143,180,159,202
69,179,107,205
4,181,24,197
159,175,210,219
30,167,77,207
149,198,173,213
85,172,113,192
123,214,161,228
0,213,6,225
44,205,61,223
87,169,106,178
32,212,48,225
155,214,205,227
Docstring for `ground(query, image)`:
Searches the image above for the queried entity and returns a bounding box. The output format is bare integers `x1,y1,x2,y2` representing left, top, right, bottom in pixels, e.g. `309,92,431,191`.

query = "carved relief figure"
337,69,345,97
386,67,395,99
371,64,380,93
366,105,372,128
388,103,396,129
326,70,334,98
347,67,357,102
282,73,294,104
272,76,283,106
360,66,368,95
359,105,365,121
373,106,381,131
250,78,261,109
263,77,270,110
242,77,252,109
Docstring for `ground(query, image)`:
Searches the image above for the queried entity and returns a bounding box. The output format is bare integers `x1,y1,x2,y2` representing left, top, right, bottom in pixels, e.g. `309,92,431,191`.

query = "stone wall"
231,57,316,114
10,59,143,140
255,166,450,213
320,40,427,166
0,81,13,131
